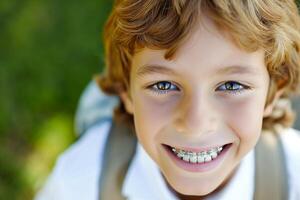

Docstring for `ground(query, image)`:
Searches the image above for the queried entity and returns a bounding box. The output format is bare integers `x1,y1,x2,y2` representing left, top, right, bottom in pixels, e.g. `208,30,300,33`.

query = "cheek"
132,94,176,152
224,95,265,147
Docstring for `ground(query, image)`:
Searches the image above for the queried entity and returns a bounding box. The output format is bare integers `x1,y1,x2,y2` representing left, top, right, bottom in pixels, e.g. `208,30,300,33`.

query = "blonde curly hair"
96,0,300,132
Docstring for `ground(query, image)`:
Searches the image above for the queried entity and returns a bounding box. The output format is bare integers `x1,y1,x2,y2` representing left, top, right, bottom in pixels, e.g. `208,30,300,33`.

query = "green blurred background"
0,0,112,199
1,1,300,200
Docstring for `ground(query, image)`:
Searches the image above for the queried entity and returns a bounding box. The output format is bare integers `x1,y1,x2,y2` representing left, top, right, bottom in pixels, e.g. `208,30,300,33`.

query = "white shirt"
35,119,300,200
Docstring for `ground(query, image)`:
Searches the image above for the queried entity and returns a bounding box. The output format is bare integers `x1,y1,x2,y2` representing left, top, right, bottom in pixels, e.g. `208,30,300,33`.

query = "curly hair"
96,0,300,132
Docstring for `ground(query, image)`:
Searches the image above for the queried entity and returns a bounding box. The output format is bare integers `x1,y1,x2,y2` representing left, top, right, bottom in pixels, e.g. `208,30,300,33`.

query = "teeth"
177,151,184,158
183,155,189,162
171,145,224,164
204,155,212,162
211,152,218,159
190,155,197,163
218,146,223,152
197,155,205,163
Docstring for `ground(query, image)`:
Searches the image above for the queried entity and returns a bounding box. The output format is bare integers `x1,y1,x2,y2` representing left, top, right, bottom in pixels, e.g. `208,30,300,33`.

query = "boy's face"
121,16,271,196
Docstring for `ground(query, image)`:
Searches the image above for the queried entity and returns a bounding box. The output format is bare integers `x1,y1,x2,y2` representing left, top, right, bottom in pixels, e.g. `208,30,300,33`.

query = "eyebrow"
136,64,178,78
217,65,259,76
136,64,259,78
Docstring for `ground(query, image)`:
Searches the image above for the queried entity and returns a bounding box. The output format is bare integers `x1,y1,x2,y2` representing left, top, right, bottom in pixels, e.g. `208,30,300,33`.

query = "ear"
119,91,134,114
263,89,284,117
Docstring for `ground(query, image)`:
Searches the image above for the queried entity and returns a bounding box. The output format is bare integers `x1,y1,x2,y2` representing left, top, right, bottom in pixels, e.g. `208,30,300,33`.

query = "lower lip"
163,143,232,173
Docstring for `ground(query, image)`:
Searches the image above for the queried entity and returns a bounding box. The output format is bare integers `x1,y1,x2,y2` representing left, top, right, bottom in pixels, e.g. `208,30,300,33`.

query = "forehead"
131,15,266,80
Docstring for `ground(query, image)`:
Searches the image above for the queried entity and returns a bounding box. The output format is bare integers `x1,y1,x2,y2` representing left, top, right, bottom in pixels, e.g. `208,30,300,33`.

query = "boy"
36,0,300,199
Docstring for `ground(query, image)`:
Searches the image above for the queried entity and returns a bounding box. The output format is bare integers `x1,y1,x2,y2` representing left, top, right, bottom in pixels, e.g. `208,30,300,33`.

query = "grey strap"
254,130,289,200
98,119,137,200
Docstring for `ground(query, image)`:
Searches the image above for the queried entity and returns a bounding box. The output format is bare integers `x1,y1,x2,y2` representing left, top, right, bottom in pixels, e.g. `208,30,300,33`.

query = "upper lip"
163,143,230,152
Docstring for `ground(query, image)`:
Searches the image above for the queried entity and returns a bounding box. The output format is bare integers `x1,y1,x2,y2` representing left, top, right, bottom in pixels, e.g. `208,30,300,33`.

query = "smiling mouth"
163,143,232,164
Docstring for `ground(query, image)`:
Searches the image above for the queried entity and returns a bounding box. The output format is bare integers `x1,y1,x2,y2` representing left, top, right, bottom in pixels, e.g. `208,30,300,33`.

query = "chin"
165,174,221,197
175,182,217,196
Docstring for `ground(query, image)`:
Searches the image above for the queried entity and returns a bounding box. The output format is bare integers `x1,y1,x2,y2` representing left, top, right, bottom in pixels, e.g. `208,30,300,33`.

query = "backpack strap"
98,119,137,200
254,129,289,200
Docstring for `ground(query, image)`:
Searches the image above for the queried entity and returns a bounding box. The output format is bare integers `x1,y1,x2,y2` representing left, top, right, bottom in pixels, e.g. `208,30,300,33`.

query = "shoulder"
280,127,300,199
55,119,112,179
280,127,300,156
35,119,112,200
280,127,300,163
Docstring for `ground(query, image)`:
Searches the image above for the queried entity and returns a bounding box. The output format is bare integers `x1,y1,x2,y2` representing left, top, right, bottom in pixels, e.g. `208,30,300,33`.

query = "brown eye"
148,81,179,95
157,81,171,90
224,82,242,90
216,81,250,95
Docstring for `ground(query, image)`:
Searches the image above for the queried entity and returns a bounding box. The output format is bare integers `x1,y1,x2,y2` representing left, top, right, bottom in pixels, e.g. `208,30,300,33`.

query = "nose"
173,91,218,136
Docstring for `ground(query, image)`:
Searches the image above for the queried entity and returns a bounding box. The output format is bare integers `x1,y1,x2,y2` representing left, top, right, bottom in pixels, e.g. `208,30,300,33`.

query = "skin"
120,16,282,199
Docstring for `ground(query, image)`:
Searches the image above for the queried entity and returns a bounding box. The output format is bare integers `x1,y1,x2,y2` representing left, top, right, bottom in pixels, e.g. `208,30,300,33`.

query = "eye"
216,81,250,95
147,81,179,95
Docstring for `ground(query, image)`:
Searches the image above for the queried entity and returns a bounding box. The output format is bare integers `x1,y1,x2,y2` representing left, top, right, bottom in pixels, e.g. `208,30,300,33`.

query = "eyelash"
147,81,251,96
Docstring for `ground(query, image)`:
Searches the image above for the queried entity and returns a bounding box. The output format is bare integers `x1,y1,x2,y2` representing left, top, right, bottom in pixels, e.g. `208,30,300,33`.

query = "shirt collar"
122,143,255,200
